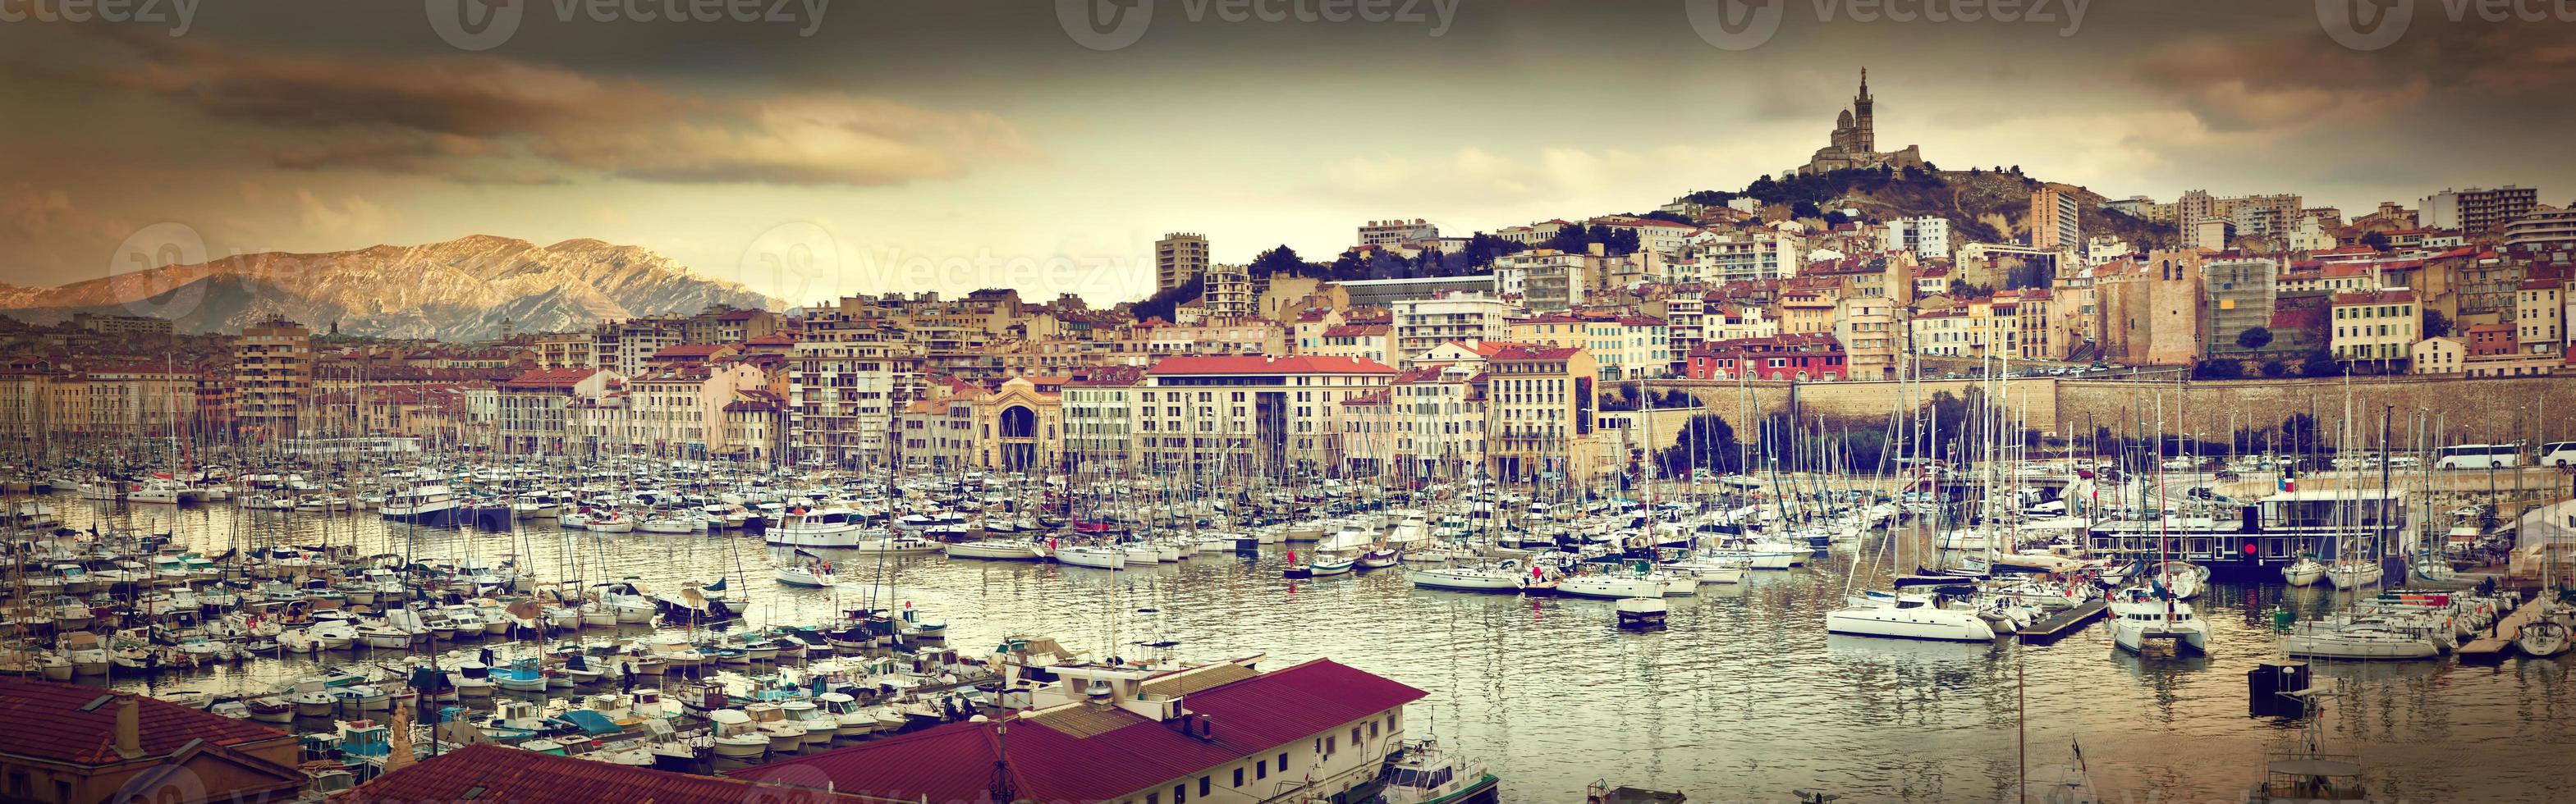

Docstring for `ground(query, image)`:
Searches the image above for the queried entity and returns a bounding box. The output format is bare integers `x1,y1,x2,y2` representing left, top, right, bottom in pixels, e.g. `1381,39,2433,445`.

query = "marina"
2,461,2569,802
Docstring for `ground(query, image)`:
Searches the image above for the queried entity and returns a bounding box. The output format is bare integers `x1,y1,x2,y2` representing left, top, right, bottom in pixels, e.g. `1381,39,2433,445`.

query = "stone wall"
1642,372,2576,443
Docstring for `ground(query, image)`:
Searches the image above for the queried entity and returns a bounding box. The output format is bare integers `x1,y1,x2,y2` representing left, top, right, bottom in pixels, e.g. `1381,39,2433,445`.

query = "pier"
2018,599,2109,642
2456,592,2551,662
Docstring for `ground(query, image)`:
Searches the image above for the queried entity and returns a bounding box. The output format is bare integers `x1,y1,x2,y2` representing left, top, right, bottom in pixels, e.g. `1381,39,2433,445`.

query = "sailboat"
2111,397,2208,656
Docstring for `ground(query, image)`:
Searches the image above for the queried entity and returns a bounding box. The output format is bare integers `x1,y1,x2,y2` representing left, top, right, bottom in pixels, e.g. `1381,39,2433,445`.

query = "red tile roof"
499,368,600,390
735,659,1423,803
341,742,846,804
0,681,286,766
2331,290,2416,305
1322,324,1389,338
1147,355,1393,375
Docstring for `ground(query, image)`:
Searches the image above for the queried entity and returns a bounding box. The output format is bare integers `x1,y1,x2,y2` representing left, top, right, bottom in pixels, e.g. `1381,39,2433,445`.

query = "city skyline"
3,1,2573,308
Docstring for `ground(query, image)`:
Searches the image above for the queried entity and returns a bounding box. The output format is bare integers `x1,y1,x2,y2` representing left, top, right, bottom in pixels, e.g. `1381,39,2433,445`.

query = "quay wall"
1641,373,2576,442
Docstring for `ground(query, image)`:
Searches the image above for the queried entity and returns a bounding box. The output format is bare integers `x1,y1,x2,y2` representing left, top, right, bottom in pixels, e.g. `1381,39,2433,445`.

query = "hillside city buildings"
3,75,2570,483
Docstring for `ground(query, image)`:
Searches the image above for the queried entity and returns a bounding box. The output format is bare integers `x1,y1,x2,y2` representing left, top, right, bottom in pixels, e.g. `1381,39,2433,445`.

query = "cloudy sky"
2,0,2569,307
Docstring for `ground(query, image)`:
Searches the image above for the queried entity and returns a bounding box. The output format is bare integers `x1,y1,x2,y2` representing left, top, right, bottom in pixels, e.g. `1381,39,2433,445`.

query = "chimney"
113,694,143,760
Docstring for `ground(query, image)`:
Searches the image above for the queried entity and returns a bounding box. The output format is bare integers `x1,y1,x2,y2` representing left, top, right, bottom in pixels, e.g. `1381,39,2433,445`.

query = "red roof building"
0,681,302,802
339,742,860,804
736,659,1425,804
1688,334,1848,381
1147,355,1395,376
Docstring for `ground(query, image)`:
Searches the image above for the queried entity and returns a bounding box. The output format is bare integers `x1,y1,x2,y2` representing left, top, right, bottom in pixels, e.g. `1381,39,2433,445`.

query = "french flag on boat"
2279,466,2296,492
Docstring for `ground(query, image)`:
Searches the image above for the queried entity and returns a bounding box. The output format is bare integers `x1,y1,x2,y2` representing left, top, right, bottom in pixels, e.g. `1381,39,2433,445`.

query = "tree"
2235,327,2274,350
2359,231,2390,251
1130,275,1202,322
2423,309,2453,339
1656,413,1742,478
1790,201,1823,220
2192,359,2245,380
1248,245,1308,278
2299,347,2343,378
2261,359,2290,377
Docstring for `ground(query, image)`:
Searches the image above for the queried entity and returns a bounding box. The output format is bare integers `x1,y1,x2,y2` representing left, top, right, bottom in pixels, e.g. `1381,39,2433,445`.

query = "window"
1278,752,1288,771
1148,795,1159,804
1174,784,1186,803
1234,768,1244,787
1200,777,1212,797
1256,761,1267,780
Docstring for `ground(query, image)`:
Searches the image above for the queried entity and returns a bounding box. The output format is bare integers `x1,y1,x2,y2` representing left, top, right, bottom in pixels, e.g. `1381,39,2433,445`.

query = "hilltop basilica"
1795,69,1926,176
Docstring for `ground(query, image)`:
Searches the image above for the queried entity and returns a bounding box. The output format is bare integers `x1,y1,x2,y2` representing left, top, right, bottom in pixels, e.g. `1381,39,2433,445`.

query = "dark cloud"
61,24,1037,188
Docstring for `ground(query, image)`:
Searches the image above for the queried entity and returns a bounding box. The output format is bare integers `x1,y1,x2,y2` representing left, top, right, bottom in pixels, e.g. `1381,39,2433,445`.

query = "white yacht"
379,485,460,525
1053,545,1129,569
2280,555,2326,587
2109,586,2209,654
1405,561,1529,592
2325,560,2384,591
945,539,1048,560
1552,571,1666,600
1826,592,1998,642
764,507,868,548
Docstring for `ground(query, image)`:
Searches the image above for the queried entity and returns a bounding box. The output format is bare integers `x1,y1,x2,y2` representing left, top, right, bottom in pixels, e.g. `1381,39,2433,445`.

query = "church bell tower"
1853,68,1875,154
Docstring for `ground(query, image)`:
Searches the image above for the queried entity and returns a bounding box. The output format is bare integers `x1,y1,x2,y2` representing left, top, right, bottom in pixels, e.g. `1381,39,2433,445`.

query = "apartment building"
234,317,311,436
1134,355,1395,477
1390,292,1506,368
1157,232,1209,291
2331,290,2418,371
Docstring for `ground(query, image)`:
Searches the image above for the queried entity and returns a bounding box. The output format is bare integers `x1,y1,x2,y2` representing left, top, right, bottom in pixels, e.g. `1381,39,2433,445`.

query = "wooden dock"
2456,593,2546,662
2018,599,2109,642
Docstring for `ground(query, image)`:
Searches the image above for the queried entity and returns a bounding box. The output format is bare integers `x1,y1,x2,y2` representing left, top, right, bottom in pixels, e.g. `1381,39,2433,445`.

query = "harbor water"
68,501,2576,803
